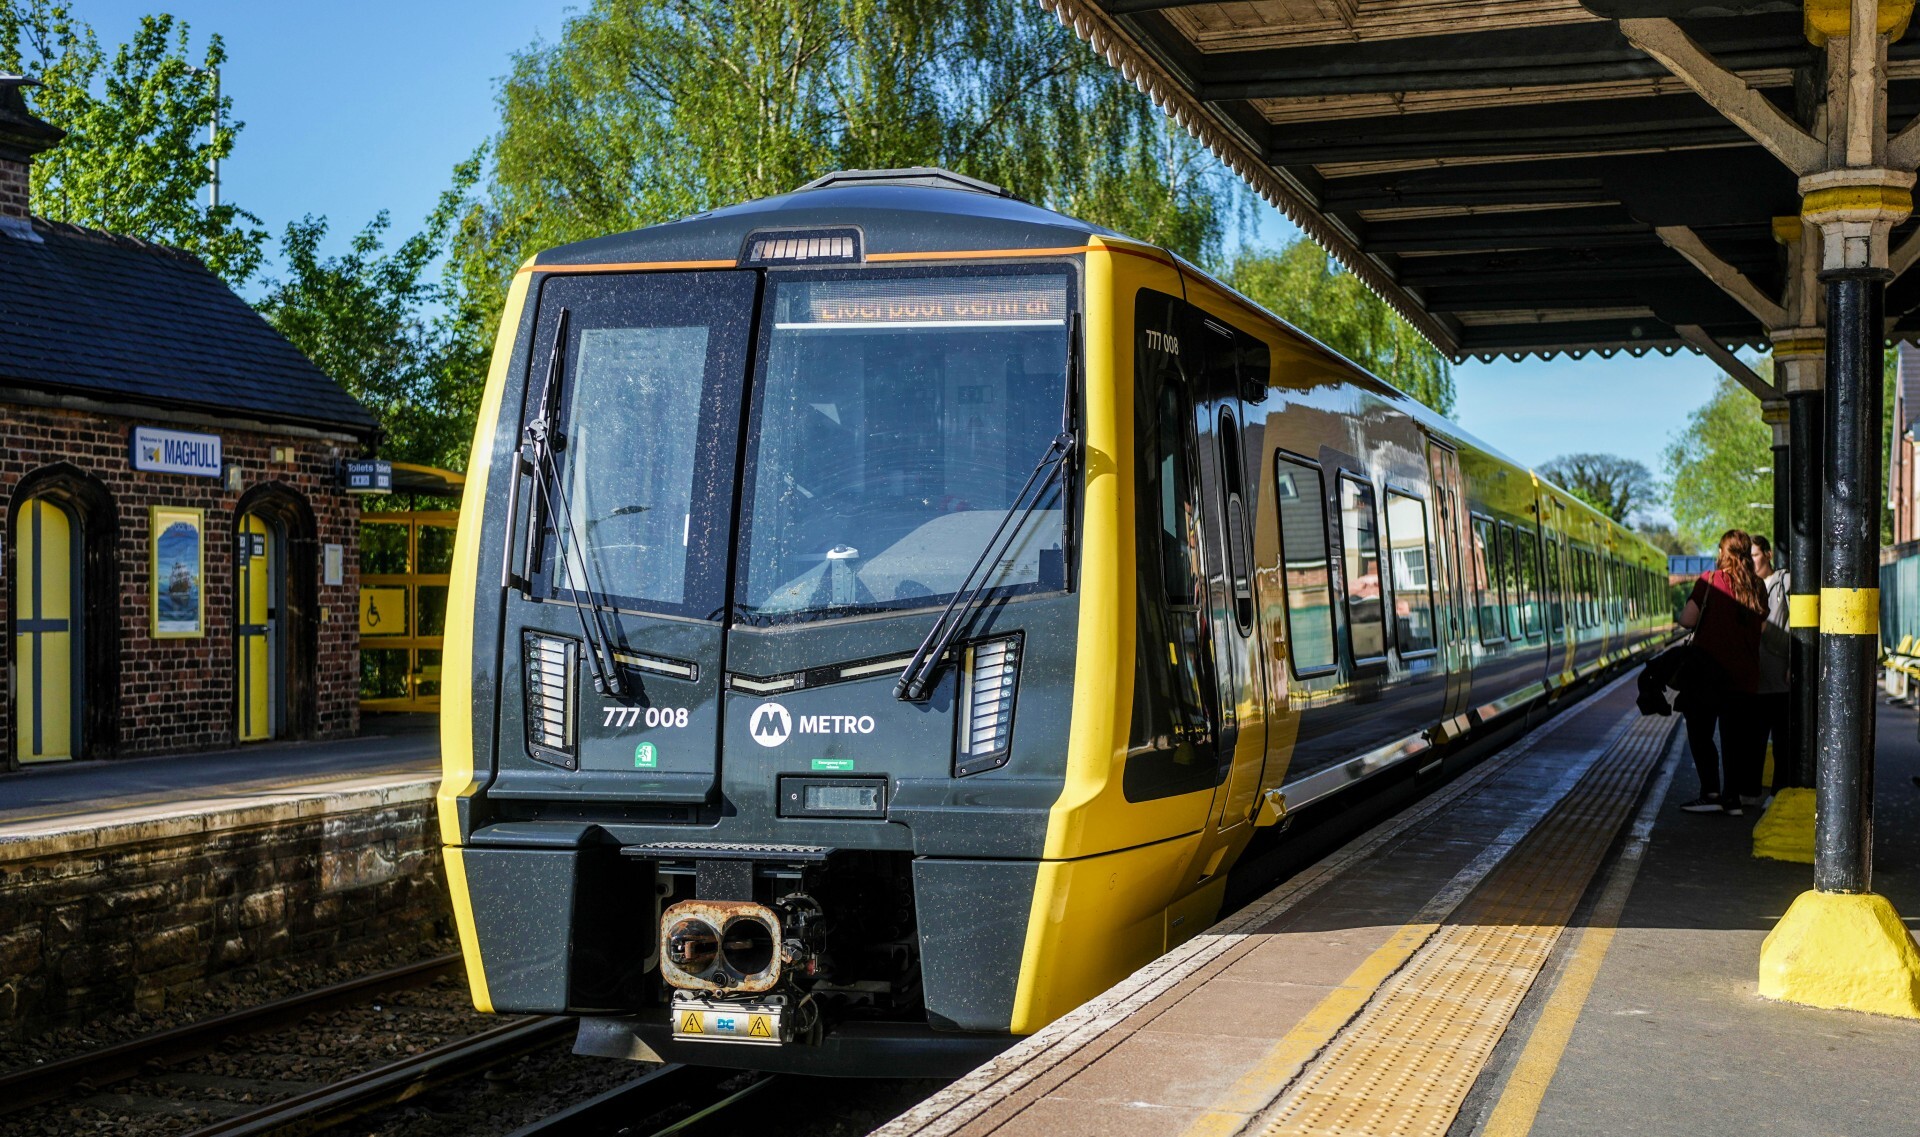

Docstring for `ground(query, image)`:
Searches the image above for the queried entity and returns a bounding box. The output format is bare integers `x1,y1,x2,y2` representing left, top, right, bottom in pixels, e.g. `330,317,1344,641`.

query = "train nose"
660,900,785,993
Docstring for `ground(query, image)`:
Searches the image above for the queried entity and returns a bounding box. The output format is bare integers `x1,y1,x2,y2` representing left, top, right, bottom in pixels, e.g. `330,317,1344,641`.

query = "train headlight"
524,631,578,761
955,635,1021,776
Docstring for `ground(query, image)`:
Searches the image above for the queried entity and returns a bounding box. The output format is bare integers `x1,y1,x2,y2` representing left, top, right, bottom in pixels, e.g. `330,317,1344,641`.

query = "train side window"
1519,526,1545,638
1338,476,1388,663
1217,408,1255,633
1384,490,1436,655
1155,383,1204,607
1273,455,1336,675
1498,521,1523,640
1472,516,1504,645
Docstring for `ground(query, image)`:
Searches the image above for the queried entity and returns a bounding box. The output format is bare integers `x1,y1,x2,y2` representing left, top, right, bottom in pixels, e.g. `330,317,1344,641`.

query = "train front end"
437,176,1096,1075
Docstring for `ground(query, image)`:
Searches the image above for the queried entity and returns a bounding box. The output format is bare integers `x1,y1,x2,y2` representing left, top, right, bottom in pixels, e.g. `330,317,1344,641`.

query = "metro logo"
749,703,792,747
745,702,877,747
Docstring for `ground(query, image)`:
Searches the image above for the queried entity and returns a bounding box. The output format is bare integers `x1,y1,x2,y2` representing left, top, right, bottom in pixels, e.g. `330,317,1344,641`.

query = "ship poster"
151,506,205,638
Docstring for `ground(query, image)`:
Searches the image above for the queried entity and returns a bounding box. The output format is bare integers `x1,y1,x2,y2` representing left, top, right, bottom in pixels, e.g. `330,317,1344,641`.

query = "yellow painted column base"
1759,891,1920,1019
1752,786,1816,864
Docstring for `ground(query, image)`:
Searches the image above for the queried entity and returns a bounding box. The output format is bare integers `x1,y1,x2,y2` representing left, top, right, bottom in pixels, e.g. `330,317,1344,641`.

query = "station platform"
0,712,438,836
876,679,1920,1137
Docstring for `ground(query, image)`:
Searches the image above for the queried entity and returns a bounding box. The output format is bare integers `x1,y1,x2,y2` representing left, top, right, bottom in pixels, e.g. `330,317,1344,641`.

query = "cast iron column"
1786,383,1824,789
1815,268,1884,892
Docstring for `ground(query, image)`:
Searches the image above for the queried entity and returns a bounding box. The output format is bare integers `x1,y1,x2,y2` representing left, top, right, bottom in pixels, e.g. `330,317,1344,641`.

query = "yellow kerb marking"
1180,923,1440,1137
1789,593,1821,628
1819,587,1878,635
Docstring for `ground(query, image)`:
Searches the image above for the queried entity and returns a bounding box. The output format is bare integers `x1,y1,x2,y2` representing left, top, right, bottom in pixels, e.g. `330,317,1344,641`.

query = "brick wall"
0,159,28,221
0,781,448,1040
0,401,361,760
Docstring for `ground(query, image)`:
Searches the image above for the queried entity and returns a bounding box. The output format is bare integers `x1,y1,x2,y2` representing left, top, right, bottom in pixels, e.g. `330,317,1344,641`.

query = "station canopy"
1052,0,1920,361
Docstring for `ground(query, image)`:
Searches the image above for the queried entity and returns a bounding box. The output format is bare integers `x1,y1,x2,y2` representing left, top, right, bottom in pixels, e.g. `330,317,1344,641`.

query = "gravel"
4,938,950,1137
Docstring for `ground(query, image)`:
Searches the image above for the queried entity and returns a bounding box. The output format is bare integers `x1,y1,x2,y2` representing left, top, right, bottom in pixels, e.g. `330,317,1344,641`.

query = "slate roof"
0,217,377,435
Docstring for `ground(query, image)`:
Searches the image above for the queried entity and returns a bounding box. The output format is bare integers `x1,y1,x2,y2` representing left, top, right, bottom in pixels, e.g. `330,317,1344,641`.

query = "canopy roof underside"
1058,0,1920,361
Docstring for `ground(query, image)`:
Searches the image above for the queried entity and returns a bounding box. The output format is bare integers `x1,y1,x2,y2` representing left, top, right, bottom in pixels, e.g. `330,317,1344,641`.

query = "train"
435,167,1671,1077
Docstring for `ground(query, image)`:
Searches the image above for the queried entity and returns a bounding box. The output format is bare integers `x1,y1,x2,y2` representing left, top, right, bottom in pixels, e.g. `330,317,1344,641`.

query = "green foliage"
1668,353,1896,555
448,0,1242,336
1665,375,1776,551
1,0,265,282
256,168,489,473
1224,240,1454,415
1635,522,1692,556
1537,452,1656,524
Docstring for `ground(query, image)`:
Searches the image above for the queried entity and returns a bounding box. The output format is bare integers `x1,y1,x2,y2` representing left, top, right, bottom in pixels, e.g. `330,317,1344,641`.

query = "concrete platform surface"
874,683,1920,1137
0,712,437,829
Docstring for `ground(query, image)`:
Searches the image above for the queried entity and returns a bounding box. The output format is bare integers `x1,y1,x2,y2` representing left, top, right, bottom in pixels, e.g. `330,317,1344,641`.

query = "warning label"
679,1011,704,1034
748,1015,773,1038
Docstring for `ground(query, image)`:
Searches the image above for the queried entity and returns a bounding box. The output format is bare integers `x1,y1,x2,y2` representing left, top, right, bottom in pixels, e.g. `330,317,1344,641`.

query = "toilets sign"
130,426,222,478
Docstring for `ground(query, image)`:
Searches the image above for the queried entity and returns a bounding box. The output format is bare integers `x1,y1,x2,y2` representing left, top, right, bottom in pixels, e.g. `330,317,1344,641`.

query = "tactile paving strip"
1254,714,1675,1137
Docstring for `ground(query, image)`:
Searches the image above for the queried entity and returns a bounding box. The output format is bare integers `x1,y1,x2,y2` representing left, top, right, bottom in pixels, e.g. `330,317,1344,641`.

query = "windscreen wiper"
894,430,1073,702
522,307,626,696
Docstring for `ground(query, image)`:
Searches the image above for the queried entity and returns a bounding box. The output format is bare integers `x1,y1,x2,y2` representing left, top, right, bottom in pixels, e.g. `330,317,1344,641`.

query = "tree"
1666,376,1776,551
447,0,1244,340
1,0,265,282
1538,452,1656,524
1635,522,1692,556
256,169,488,473
1224,240,1455,415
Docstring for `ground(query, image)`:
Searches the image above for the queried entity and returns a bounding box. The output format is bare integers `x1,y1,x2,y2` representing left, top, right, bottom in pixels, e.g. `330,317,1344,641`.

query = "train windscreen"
737,269,1073,622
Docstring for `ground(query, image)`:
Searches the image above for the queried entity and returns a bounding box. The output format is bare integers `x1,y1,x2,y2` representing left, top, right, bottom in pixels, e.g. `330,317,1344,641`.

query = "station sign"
130,426,222,478
341,459,393,495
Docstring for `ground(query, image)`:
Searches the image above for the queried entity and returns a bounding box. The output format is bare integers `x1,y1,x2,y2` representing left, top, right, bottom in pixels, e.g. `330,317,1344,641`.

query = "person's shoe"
1680,796,1724,813
1723,803,1745,816
1738,795,1763,808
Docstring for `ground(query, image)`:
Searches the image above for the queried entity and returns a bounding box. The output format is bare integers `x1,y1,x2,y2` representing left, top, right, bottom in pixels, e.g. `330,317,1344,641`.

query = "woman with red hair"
1675,529,1769,814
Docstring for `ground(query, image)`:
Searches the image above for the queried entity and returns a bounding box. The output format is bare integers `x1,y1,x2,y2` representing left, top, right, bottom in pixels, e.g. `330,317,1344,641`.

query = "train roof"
531,168,1120,269
528,171,1661,561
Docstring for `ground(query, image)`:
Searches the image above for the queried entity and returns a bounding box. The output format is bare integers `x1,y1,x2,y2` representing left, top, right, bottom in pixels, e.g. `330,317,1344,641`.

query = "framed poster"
151,506,206,638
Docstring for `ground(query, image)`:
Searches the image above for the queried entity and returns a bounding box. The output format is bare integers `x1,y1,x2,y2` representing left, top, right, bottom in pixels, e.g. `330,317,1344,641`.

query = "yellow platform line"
1249,716,1674,1137
1180,711,1644,1137
1479,733,1680,1137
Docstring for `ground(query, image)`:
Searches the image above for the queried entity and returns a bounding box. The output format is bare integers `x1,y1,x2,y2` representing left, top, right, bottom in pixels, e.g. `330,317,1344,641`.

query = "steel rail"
504,1064,771,1137
0,952,462,1117
183,1014,575,1137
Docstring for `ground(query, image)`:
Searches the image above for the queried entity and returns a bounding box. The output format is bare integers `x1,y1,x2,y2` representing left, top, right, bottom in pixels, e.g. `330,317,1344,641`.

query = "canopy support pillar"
1758,0,1920,1019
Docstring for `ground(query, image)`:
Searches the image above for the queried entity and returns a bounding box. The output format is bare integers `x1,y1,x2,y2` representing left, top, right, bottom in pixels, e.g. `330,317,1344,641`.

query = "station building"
0,77,377,768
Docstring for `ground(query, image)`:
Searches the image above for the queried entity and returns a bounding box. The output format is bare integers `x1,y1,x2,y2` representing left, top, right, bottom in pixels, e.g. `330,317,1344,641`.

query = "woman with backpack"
1675,529,1769,815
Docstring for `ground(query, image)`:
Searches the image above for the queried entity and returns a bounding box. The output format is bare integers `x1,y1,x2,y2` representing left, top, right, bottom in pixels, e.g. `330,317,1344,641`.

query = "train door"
13,497,80,762
236,512,281,742
1124,289,1221,807
1425,441,1472,721
1190,308,1267,830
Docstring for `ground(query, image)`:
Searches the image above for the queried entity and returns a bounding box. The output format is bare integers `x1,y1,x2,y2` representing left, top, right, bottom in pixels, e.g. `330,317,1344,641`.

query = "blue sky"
67,1,1729,490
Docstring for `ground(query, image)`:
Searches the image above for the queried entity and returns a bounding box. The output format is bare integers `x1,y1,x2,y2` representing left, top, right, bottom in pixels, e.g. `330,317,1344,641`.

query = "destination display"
788,275,1068,327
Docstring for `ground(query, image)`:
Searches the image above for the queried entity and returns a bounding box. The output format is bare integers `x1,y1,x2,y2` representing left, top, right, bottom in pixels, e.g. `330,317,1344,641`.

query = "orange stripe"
858,245,1098,262
520,244,1130,275
517,258,737,275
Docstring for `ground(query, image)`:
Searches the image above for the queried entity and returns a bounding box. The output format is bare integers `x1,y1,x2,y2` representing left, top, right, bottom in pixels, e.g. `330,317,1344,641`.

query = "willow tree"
447,0,1243,333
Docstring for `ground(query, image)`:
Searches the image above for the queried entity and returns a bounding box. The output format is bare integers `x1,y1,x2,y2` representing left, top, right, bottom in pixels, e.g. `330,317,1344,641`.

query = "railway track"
2,951,786,1137
0,953,462,1118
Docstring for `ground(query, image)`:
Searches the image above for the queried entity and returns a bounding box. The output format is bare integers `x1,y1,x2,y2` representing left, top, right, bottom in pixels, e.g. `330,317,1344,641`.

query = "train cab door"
1189,308,1266,830
1424,441,1472,723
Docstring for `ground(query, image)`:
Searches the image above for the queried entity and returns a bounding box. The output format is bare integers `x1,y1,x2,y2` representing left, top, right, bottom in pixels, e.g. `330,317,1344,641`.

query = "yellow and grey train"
437,168,1670,1076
